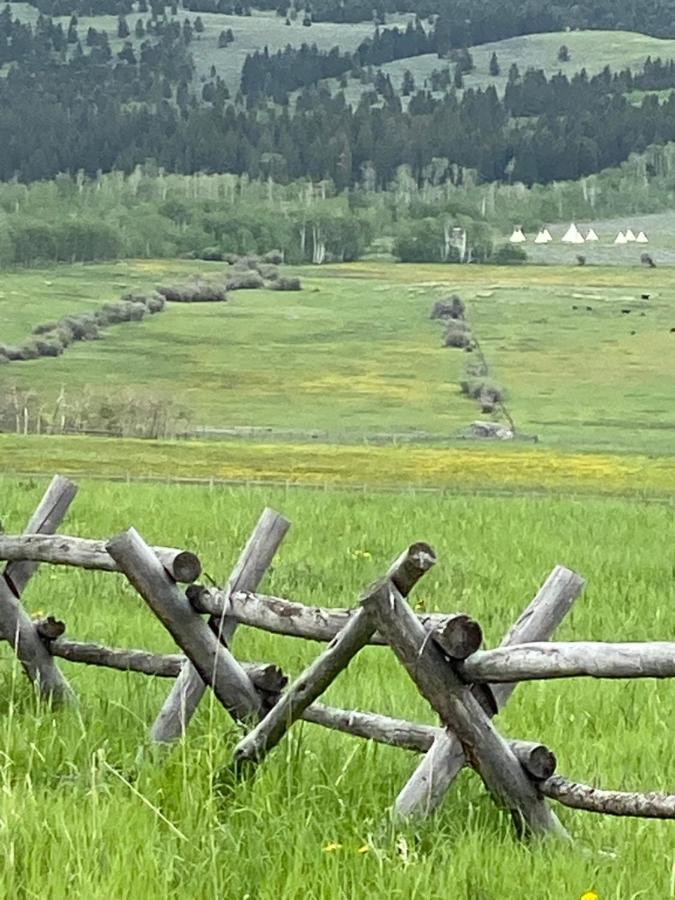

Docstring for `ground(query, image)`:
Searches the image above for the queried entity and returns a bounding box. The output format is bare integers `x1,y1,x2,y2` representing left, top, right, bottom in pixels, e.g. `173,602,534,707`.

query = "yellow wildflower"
580,891,599,900
356,844,371,854
30,610,45,620
322,842,342,853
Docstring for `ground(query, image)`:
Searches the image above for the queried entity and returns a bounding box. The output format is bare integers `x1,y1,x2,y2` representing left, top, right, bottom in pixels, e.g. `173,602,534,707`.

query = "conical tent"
625,228,636,242
585,228,599,241
615,232,627,244
509,227,526,243
542,228,553,242
534,229,549,244
636,231,649,243
561,223,584,243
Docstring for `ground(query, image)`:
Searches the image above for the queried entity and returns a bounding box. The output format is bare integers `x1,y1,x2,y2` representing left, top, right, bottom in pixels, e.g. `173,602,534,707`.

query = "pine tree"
117,16,130,38
402,69,415,96
67,15,78,44
194,15,204,33
489,52,500,76
558,44,570,62
118,41,136,64
135,18,145,37
453,63,463,89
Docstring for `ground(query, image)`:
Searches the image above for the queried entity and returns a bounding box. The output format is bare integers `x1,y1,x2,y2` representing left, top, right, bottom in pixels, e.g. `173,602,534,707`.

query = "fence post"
107,528,261,722
394,565,585,818
149,508,290,743
232,542,437,771
0,476,77,702
363,581,569,840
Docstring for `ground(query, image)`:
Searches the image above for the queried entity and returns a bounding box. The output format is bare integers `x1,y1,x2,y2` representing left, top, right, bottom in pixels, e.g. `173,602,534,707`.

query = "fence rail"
1,474,673,845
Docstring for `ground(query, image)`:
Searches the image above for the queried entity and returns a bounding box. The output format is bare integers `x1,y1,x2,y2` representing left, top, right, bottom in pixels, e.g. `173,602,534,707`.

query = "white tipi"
625,228,637,242
509,227,526,243
561,223,584,244
615,231,627,244
585,228,599,241
636,231,649,243
534,228,552,244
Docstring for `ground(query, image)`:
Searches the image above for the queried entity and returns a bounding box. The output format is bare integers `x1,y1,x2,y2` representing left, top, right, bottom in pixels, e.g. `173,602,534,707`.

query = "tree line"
6,2,675,192
5,134,675,267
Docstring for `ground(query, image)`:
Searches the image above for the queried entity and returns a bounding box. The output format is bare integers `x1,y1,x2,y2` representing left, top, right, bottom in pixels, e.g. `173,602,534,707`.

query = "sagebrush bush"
272,276,302,291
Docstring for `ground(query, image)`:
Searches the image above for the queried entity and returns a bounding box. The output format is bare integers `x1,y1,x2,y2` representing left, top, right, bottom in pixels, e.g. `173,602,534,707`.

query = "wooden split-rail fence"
1,475,674,839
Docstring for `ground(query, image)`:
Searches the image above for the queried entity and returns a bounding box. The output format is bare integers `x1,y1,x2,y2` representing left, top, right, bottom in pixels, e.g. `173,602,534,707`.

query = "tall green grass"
1,475,673,897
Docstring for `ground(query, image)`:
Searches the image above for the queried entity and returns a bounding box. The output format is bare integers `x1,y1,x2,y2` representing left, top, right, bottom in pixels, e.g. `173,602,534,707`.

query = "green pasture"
2,260,674,454
0,475,673,897
8,3,384,85
330,28,675,105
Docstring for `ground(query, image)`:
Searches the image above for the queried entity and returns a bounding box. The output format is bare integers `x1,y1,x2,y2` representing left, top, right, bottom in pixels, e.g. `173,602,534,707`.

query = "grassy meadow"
8,3,386,85
0,474,674,898
2,433,675,499
2,259,674,454
326,29,675,106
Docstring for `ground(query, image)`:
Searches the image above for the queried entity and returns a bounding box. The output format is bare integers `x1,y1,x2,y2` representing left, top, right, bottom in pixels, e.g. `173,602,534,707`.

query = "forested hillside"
4,0,675,264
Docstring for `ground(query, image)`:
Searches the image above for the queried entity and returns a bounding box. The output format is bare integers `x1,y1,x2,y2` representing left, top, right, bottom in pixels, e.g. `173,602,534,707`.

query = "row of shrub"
0,292,166,364
1,253,302,366
157,255,302,301
430,294,506,416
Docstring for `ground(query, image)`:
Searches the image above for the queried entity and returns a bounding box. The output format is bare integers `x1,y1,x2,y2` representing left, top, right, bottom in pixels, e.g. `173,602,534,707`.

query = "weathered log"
432,614,483,660
187,587,450,644
364,581,568,838
395,565,585,819
540,776,675,819
301,705,553,779
0,476,77,701
43,635,286,692
461,642,675,682
150,508,290,743
3,476,79,598
510,740,557,781
301,703,436,752
232,543,437,771
107,528,261,722
234,608,375,770
0,534,202,583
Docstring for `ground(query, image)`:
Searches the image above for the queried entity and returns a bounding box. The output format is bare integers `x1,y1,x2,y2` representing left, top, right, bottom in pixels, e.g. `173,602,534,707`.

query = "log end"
432,613,483,660
185,584,209,612
512,741,557,781
35,616,66,642
170,550,202,584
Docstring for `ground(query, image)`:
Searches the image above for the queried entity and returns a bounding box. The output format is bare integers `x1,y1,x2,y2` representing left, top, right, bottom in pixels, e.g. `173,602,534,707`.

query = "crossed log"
2,479,674,837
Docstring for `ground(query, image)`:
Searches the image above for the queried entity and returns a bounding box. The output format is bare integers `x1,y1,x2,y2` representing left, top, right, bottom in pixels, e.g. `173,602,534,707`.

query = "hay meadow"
2,260,675,454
